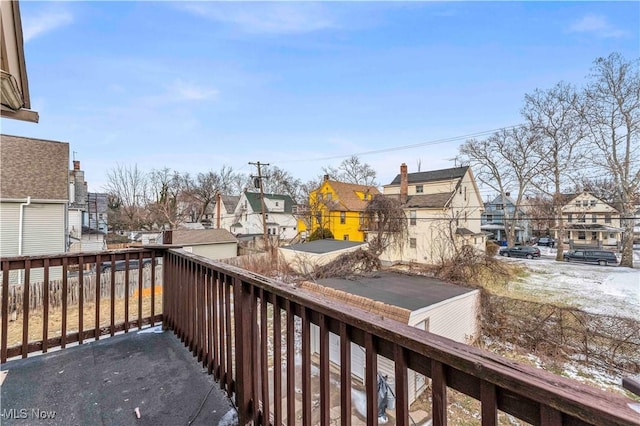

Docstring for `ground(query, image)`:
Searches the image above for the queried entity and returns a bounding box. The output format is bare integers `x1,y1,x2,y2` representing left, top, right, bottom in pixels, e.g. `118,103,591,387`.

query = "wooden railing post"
234,277,253,424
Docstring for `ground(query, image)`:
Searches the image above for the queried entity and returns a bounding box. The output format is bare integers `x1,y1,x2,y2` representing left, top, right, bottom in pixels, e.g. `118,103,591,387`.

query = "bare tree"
459,126,543,247
363,195,407,256
104,164,150,230
147,168,189,229
582,53,639,267
522,81,587,261
260,165,301,202
323,155,378,186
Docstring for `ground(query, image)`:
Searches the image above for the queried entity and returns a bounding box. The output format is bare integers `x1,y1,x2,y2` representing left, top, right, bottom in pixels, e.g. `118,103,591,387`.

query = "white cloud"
568,14,626,38
167,79,219,101
23,9,73,42
179,3,334,35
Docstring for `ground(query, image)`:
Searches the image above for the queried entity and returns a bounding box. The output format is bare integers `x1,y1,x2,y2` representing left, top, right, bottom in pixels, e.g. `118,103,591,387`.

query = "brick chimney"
324,174,330,181
163,229,173,244
400,163,408,204
73,160,80,171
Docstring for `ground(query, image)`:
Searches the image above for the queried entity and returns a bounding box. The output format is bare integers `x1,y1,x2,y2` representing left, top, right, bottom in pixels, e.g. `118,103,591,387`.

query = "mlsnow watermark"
0,408,57,420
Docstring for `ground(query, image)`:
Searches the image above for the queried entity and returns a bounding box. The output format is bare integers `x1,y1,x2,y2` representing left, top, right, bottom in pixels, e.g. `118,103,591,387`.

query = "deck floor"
1,328,236,425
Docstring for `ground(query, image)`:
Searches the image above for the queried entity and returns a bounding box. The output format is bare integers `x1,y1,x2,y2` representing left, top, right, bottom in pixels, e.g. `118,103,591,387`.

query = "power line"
277,124,521,164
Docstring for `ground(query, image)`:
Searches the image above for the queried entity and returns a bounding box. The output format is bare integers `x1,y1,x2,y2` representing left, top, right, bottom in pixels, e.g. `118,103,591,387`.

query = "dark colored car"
99,258,153,273
499,246,541,259
537,237,555,247
563,250,618,266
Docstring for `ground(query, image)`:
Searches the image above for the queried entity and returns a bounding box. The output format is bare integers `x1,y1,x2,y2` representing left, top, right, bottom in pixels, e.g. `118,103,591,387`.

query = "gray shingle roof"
388,166,469,186
170,229,237,245
1,134,69,200
244,192,294,213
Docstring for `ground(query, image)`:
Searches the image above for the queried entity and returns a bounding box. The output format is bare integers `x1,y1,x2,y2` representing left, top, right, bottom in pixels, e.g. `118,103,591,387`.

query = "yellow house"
307,176,380,242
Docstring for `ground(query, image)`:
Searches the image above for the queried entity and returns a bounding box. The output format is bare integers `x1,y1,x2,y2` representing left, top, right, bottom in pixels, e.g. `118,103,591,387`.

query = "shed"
164,229,238,260
279,239,367,274
304,272,480,405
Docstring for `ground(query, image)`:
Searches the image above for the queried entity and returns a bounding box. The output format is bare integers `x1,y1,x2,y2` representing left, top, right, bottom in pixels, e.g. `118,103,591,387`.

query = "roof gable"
322,180,380,211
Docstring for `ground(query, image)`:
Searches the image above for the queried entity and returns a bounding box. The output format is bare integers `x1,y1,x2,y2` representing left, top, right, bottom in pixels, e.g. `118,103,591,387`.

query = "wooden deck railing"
0,248,163,362
162,249,639,426
2,248,639,425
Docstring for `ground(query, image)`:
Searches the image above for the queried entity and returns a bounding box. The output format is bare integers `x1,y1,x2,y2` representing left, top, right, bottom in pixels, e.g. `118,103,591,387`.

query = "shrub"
308,228,334,241
485,241,500,257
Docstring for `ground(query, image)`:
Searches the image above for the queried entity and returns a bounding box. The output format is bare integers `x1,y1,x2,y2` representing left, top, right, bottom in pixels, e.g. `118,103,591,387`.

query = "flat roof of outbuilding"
316,271,476,312
282,239,366,254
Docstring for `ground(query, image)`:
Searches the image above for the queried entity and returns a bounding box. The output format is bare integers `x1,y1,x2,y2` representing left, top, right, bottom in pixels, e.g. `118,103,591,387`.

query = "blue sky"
3,1,639,193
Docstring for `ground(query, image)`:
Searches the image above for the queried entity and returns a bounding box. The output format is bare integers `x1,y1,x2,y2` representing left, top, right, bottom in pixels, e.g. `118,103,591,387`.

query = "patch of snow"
498,252,640,319
218,408,238,426
137,325,164,334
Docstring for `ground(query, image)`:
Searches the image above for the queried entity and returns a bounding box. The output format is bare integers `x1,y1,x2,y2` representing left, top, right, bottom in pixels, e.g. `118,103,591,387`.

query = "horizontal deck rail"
2,248,638,425
162,249,640,426
1,249,164,362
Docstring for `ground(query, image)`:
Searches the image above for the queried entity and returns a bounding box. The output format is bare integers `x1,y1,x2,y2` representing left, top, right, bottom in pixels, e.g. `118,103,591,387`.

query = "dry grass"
5,290,162,348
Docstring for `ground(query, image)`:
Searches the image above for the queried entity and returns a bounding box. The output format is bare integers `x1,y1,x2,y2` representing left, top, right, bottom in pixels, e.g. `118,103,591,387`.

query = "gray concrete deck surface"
1,328,235,425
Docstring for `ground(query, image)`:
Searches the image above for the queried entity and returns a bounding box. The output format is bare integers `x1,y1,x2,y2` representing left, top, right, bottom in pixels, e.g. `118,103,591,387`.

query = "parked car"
499,246,541,259
563,250,618,266
98,258,153,273
537,237,555,247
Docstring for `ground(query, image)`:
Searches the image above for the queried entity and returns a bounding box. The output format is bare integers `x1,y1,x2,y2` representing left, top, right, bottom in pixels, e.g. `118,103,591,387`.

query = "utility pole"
249,161,269,250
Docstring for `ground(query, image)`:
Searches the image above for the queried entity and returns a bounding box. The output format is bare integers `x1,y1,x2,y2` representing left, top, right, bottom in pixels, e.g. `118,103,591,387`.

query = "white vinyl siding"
186,243,238,260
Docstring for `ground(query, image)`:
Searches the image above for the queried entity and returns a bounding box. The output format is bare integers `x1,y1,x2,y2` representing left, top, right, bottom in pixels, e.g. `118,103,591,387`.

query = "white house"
0,135,69,282
304,272,480,406
379,164,485,265
555,191,624,248
231,191,298,240
203,194,240,231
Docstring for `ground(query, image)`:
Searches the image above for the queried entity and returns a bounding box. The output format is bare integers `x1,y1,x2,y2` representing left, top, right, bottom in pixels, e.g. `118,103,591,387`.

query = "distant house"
231,191,297,240
304,272,480,405
307,176,380,242
0,135,69,282
481,193,530,243
379,164,485,265
163,229,238,260
203,194,240,230
279,239,367,274
85,192,109,234
555,191,623,248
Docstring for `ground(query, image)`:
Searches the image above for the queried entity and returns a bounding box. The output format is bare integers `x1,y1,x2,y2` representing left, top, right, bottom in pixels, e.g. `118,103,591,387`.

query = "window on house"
275,201,279,206
592,214,597,223
343,235,349,241
609,233,615,238
578,231,586,240
409,210,417,226
409,238,417,248
416,185,423,193
327,193,332,200
605,214,612,224
590,200,596,207
575,201,581,207
582,200,588,207
486,214,493,223
340,212,346,224
578,214,585,223
318,193,323,201
359,212,364,225
464,186,467,201
567,214,573,223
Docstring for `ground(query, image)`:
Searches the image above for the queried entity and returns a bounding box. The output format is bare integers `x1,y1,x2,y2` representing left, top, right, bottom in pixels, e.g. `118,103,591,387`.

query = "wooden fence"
5,267,162,315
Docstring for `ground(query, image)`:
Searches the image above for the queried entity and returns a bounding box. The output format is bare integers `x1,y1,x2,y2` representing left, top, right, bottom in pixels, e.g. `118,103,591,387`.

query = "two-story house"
380,164,485,264
556,191,623,248
1,135,69,282
231,191,297,240
481,193,530,244
308,176,380,242
203,194,240,230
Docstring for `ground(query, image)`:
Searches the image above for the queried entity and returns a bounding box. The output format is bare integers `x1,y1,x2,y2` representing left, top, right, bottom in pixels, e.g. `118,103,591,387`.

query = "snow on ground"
496,247,640,320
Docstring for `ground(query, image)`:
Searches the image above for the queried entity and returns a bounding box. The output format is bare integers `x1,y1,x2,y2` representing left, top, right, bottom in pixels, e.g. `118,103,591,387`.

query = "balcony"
2,248,639,425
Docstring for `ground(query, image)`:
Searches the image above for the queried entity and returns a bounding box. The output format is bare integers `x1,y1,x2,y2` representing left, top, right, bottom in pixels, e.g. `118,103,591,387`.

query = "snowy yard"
495,247,640,320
